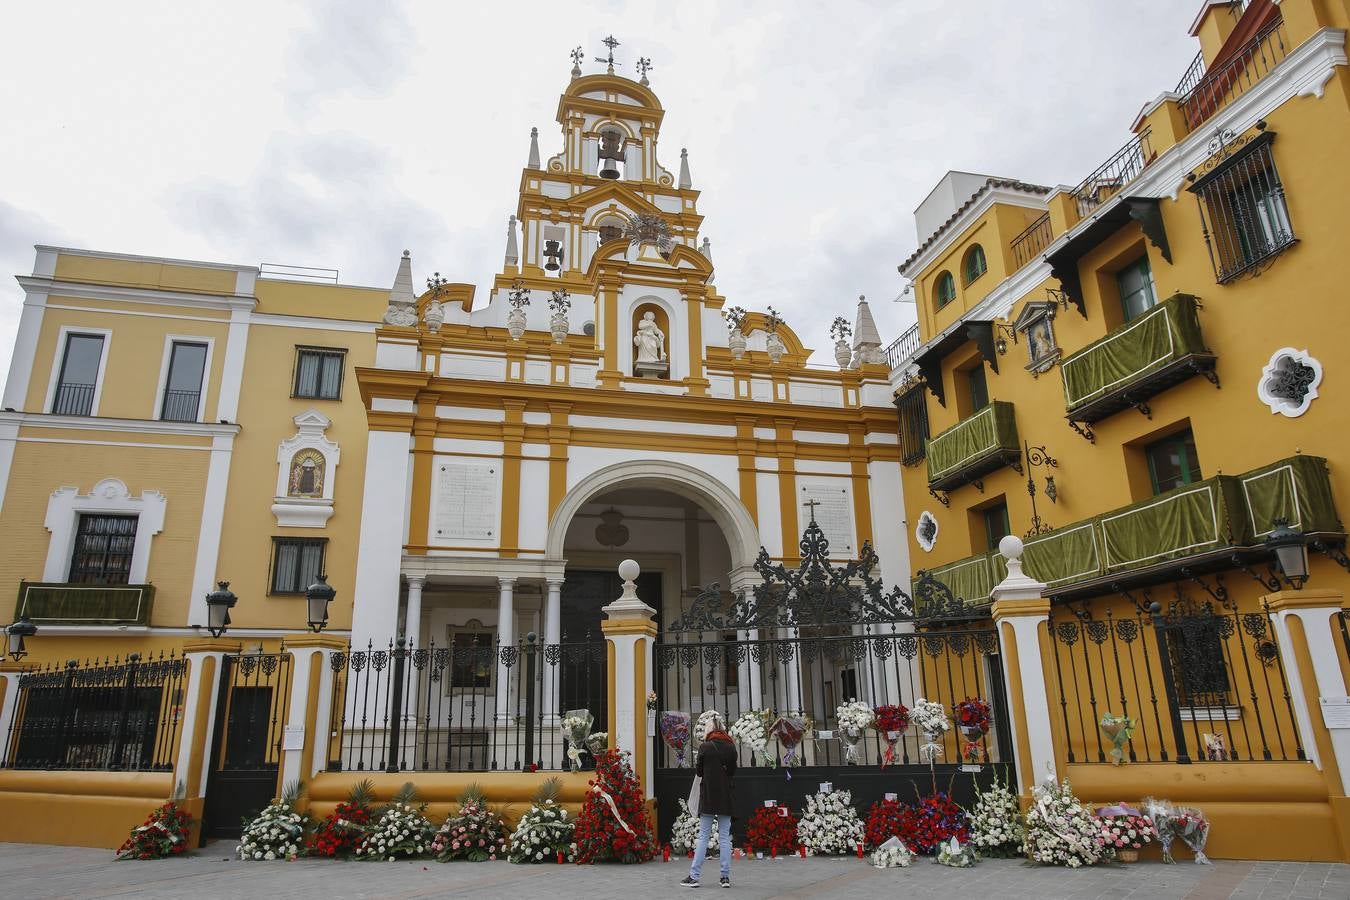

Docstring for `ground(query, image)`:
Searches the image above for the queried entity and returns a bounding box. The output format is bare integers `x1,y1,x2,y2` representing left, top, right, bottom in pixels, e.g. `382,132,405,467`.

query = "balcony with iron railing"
51,382,96,416
884,322,921,370
926,400,1021,493
1179,19,1289,133
1069,131,1153,220
159,389,201,422
17,582,156,625
1010,213,1053,270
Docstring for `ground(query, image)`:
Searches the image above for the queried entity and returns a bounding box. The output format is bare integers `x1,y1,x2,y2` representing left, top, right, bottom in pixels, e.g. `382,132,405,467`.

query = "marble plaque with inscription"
434,462,498,541
799,483,855,555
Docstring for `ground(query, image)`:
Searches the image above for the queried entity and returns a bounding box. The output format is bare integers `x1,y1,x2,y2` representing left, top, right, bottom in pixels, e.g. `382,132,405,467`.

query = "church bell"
543,240,563,272
597,130,624,180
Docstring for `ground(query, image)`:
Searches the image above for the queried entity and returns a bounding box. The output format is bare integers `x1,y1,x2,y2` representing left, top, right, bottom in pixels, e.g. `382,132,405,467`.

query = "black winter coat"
695,736,738,817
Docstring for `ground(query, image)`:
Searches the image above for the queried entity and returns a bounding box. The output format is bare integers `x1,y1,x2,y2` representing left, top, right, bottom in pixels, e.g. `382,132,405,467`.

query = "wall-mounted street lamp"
1266,519,1309,590
4,615,37,661
994,322,1017,356
205,581,238,638
1024,441,1059,537
306,573,337,633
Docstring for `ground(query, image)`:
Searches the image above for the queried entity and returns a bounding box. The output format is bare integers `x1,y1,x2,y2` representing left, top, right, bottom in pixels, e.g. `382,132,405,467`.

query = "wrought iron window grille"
1188,128,1296,283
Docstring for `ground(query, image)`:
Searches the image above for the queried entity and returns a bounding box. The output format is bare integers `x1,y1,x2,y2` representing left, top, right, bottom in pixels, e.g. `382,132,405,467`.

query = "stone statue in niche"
288,450,325,498
633,310,669,379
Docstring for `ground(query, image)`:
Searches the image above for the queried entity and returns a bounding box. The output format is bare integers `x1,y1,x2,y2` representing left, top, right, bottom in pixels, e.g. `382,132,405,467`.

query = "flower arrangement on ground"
1096,804,1154,862
966,770,1024,858
669,799,701,856
934,836,977,868
237,780,309,861
1024,775,1106,868
433,784,509,862
1099,713,1136,766
871,837,913,868
872,703,910,768
572,749,657,864
660,710,692,767
356,783,433,861
1142,798,1211,864
910,698,950,763
864,797,906,848
898,792,968,855
508,778,575,864
115,800,195,860
797,787,865,856
310,779,376,858
835,699,874,765
953,697,991,763
746,805,798,856
770,712,809,772
730,709,772,766
562,709,594,771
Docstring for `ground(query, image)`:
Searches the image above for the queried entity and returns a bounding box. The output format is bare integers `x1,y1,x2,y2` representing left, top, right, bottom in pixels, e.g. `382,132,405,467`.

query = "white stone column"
989,535,1055,794
173,640,240,802
495,577,516,722
0,668,24,765
278,636,349,785
403,575,425,649
602,560,658,798
542,578,563,724
188,432,237,626
350,430,413,648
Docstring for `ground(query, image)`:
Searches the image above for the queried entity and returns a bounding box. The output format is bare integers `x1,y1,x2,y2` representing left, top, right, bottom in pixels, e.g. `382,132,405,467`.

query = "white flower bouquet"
237,786,310,862
911,698,950,763
696,708,724,737
508,778,574,864
356,800,434,861
562,708,594,771
835,699,874,765
934,836,977,868
585,732,609,757
797,787,865,856
1024,775,1106,868
669,799,701,856
871,836,913,868
730,710,772,766
967,770,1025,858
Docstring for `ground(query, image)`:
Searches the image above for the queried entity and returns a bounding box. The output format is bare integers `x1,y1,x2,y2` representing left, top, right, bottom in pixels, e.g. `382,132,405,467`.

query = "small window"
1164,622,1232,709
896,381,929,466
69,514,138,585
53,333,105,416
293,348,345,400
983,502,1011,552
1117,255,1157,323
935,272,957,309
962,245,988,285
269,537,326,594
1189,133,1296,283
967,365,989,413
1145,429,1202,495
160,341,207,422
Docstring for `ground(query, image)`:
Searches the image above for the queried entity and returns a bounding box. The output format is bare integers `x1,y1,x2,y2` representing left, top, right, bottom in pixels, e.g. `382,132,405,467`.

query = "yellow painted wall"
52,255,238,295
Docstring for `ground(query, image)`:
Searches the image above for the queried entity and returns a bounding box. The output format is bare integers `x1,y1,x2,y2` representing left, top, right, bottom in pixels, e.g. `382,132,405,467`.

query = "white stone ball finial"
618,558,640,583
998,534,1024,562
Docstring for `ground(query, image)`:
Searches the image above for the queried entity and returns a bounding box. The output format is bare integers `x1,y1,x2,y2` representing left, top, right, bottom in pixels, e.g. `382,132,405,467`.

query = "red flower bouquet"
116,801,195,860
863,798,907,848
953,697,992,763
572,749,657,864
872,704,910,768
897,793,968,855
746,806,798,856
310,779,377,858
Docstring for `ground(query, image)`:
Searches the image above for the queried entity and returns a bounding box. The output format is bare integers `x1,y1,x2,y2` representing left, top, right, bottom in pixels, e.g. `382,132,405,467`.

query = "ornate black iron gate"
652,518,1014,841
202,651,292,839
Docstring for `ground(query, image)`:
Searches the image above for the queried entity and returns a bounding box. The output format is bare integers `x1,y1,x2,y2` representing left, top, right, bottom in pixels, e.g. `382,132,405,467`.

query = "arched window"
935,271,957,309
288,450,326,498
963,245,988,285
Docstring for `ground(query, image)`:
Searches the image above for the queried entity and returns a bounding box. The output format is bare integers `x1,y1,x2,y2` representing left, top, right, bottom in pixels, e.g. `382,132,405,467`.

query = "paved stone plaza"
2,843,1347,900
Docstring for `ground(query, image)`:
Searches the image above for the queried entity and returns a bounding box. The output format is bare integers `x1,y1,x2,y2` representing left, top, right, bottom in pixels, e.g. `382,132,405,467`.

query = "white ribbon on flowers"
591,784,634,835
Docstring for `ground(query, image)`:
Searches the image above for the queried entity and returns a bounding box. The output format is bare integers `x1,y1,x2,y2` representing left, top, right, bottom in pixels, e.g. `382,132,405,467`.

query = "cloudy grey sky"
0,1,1200,383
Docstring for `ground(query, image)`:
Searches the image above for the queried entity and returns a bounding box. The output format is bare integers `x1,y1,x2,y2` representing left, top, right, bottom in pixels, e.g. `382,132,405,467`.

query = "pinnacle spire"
527,127,540,169
851,294,884,365
679,148,692,190
504,216,520,268
382,250,418,327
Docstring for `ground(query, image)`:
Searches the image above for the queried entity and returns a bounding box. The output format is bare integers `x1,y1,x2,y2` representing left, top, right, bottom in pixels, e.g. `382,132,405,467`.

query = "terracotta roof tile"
900,178,1051,274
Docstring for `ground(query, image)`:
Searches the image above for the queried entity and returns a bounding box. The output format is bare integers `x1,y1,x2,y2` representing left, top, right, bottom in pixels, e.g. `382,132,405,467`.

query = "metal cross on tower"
636,56,652,84
596,35,620,74
802,498,821,523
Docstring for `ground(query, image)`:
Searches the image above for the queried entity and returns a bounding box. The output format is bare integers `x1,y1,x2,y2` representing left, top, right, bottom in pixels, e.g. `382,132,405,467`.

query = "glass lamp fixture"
205,581,238,638
5,615,37,660
306,573,337,633
1266,518,1309,589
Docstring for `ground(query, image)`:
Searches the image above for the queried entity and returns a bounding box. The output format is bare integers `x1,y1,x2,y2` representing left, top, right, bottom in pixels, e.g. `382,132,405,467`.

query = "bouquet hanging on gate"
562,708,595,771
872,703,910,768
953,697,991,763
730,709,773,766
696,708,724,737
115,800,195,860
659,710,692,767
910,698,950,763
585,732,609,757
835,699,874,765
1099,712,1136,766
237,780,310,861
310,778,376,858
770,712,809,775
507,779,575,864
433,784,510,862
746,804,799,856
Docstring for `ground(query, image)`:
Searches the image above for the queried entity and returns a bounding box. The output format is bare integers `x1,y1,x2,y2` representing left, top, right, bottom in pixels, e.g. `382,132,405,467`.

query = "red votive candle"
799,845,807,858
771,847,777,859
662,845,671,862
856,843,864,859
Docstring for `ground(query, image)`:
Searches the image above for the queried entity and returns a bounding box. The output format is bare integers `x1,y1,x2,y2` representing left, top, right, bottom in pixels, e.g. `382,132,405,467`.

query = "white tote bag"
687,774,702,818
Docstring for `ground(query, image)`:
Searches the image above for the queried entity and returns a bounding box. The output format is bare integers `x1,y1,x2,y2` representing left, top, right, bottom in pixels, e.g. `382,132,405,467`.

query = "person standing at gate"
680,712,737,889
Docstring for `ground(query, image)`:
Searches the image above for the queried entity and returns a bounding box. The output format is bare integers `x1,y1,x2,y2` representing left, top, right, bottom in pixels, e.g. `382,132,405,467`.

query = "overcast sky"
0,1,1200,384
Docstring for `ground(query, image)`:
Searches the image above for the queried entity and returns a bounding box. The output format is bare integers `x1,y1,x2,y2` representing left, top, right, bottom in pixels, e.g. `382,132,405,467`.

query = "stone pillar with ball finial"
601,559,658,798
990,534,1058,796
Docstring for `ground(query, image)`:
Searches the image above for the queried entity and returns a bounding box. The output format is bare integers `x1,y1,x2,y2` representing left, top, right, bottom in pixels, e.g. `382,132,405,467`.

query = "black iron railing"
3,652,187,770
159,389,201,422
52,382,96,416
1174,51,1207,97
327,635,607,773
1179,20,1289,132
1070,133,1152,219
1048,599,1303,764
1011,213,1053,270
884,323,921,370
654,626,1012,769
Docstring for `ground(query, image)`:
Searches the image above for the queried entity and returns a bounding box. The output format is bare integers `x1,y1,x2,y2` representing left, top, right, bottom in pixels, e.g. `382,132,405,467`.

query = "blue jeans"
689,813,732,881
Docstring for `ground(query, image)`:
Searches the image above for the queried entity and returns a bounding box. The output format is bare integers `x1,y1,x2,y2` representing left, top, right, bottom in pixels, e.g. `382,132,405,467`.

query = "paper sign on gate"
819,782,832,794
282,726,305,751
884,793,898,802
816,730,834,739
764,800,776,808
1320,696,1350,728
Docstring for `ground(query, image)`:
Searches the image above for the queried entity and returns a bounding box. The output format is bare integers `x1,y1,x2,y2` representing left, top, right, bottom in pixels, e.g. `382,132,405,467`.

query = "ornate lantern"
1266,518,1309,589
205,581,238,638
4,615,36,661
306,573,337,633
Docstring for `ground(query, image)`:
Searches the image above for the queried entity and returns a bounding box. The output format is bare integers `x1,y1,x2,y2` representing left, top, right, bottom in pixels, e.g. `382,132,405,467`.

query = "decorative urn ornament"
548,289,571,344
724,305,748,359
765,306,786,364
507,280,530,341
423,272,448,333
830,316,853,369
